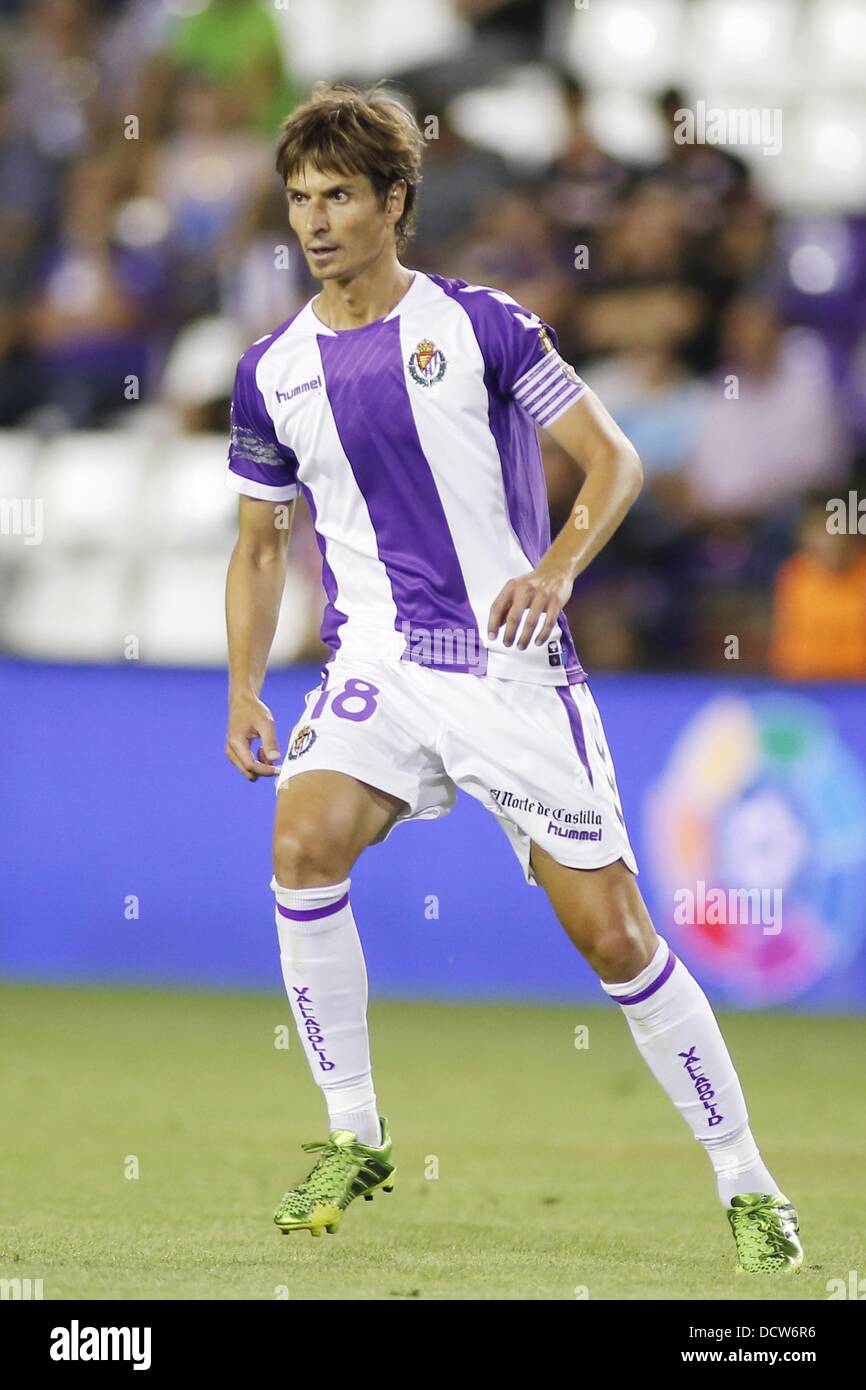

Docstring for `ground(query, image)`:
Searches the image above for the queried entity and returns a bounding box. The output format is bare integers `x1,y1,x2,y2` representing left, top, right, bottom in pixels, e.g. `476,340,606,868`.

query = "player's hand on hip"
487,565,573,651
226,694,282,781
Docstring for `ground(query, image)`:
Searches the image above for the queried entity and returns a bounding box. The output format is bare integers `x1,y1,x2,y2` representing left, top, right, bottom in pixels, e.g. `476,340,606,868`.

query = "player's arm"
225,495,295,781
488,388,643,649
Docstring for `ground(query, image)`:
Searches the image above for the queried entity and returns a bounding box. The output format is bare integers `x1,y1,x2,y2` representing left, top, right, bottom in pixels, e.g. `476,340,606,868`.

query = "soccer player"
224,82,802,1275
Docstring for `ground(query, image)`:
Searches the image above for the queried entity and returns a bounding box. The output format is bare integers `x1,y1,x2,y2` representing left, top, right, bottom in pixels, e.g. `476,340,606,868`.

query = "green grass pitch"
1,982,861,1300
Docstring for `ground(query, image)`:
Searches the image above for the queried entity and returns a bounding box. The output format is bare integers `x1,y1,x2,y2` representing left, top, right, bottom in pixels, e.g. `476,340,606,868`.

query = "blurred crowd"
1,0,865,677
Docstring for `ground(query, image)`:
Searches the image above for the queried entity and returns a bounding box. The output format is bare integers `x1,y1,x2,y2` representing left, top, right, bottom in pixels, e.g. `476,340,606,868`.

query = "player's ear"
386,178,406,221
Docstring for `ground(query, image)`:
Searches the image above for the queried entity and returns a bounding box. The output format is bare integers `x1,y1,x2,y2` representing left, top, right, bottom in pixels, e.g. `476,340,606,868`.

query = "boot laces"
732,1200,793,1261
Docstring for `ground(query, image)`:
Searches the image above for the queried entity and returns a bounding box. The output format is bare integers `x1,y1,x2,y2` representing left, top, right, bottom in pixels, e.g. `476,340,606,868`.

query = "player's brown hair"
275,81,424,251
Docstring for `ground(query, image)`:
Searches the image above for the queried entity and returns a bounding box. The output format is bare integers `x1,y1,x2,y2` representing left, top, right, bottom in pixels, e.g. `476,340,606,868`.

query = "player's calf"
529,848,657,981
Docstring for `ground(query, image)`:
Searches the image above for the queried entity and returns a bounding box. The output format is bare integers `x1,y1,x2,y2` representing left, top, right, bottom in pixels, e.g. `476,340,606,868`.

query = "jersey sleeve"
226,351,299,502
465,285,587,428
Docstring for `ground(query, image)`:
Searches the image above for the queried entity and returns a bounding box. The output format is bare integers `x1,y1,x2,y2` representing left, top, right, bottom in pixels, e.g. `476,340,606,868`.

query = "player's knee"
272,816,356,887
586,918,654,981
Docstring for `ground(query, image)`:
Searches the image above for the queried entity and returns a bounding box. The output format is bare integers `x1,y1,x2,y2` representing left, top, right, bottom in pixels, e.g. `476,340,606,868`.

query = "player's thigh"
529,844,656,982
273,769,408,885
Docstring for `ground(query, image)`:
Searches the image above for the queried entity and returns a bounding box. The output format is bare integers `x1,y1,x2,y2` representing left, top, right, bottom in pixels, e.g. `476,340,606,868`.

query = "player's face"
286,164,400,281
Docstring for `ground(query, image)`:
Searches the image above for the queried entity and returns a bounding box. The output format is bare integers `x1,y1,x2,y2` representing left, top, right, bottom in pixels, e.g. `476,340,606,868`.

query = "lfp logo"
646,693,866,1004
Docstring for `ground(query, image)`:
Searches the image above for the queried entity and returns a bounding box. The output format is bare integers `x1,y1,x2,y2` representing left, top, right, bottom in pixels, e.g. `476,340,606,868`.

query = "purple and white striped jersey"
227,270,588,683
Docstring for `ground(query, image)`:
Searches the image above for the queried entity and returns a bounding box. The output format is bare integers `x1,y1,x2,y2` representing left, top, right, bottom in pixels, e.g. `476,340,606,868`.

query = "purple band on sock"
276,891,349,922
610,946,677,1005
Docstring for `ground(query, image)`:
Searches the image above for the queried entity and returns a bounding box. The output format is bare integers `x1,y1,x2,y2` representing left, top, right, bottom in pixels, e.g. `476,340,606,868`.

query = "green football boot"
727,1192,804,1274
273,1116,395,1236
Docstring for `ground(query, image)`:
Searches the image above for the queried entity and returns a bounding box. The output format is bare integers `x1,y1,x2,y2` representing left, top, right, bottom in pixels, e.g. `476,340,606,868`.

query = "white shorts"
274,656,638,885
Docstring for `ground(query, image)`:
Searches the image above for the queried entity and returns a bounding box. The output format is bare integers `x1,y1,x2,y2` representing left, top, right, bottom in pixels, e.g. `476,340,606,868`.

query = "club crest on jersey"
408,338,447,386
538,326,554,354
287,724,317,760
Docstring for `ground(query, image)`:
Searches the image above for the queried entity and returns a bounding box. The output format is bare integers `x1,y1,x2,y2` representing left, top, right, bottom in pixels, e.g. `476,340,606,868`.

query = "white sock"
271,875,382,1147
601,935,779,1208
328,1106,383,1147
701,1121,780,1207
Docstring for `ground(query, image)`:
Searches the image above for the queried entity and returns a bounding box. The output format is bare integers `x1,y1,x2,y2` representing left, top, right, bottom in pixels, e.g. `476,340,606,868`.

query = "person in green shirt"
169,0,301,133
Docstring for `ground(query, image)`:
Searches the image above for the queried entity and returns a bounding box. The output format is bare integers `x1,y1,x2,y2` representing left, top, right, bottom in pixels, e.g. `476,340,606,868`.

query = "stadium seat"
34,433,151,549
133,552,309,666
0,429,38,498
2,553,132,660
140,435,237,547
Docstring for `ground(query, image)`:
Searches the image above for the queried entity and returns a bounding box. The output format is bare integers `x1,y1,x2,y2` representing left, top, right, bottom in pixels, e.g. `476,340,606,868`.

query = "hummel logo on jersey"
276,375,322,403
408,338,447,386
